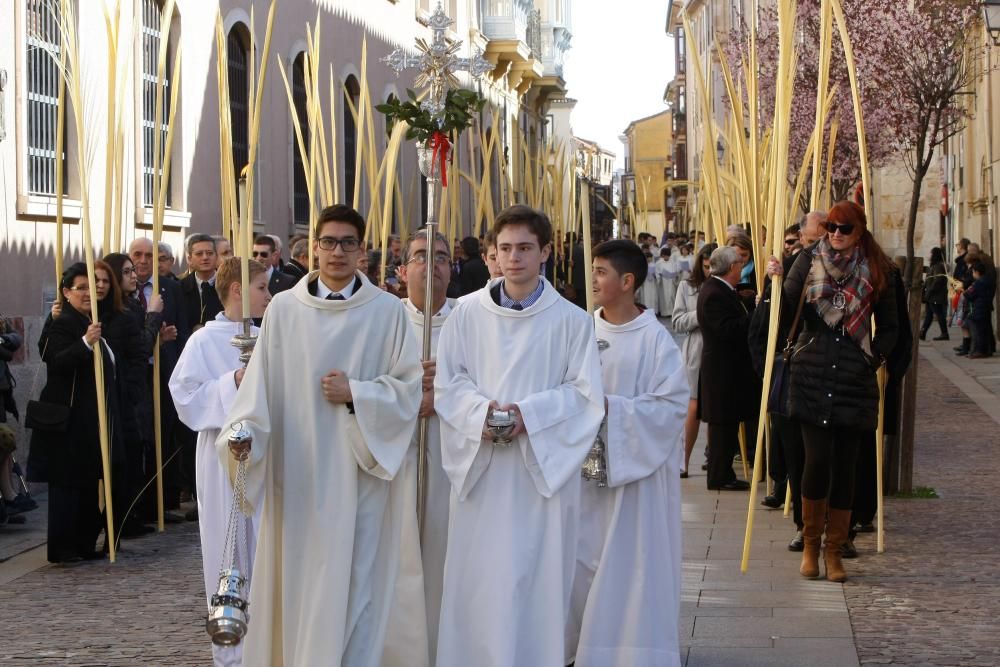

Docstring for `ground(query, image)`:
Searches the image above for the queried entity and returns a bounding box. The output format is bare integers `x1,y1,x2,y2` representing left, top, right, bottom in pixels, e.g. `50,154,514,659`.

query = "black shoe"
788,530,804,551
701,463,709,471
761,495,783,509
933,335,949,341
919,330,927,341
6,493,38,515
853,522,875,533
841,540,859,559
954,343,970,353
679,470,689,479
709,480,751,491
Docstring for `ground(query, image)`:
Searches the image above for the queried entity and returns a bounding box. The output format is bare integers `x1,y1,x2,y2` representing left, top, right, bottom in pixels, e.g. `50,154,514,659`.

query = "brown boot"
799,498,826,578
824,508,852,583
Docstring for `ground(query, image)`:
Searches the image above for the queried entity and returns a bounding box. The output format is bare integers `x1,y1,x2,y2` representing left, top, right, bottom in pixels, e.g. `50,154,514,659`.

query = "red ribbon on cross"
429,130,451,187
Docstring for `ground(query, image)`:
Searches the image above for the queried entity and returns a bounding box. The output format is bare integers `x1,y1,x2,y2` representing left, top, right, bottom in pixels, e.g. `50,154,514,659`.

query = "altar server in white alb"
434,205,605,666
169,257,271,667
383,230,456,667
217,205,423,667
567,240,689,667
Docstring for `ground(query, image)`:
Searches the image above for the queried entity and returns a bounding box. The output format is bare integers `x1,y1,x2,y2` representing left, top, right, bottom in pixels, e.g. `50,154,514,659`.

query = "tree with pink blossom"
726,0,979,284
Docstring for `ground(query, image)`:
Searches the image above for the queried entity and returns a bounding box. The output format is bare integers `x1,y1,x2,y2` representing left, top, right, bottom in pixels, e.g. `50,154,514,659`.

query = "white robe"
655,257,679,317
382,297,455,667
567,308,689,667
215,272,423,667
434,278,605,667
639,263,659,312
169,314,260,667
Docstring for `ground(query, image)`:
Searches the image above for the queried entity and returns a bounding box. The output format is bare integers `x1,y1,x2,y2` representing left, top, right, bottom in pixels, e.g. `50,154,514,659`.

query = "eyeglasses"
251,250,271,259
65,285,90,292
407,251,451,266
317,237,361,252
828,222,856,236
784,238,798,246
121,267,136,275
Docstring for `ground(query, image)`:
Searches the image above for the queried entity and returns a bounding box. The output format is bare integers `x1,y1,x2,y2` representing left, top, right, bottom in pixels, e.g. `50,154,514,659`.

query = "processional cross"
382,3,490,541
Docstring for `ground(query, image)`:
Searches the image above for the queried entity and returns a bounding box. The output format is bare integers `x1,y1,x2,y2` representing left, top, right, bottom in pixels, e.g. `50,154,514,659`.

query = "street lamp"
984,0,1000,45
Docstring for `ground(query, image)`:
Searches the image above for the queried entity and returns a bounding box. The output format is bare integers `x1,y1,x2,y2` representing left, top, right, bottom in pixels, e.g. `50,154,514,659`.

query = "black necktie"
511,303,524,311
138,282,149,310
326,293,345,301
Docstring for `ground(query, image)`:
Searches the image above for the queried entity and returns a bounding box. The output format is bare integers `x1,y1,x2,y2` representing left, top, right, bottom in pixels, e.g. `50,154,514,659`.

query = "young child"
567,239,689,667
168,257,271,667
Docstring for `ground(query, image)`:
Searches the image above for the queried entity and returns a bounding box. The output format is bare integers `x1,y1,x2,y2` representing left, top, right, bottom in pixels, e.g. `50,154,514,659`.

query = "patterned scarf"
804,238,874,356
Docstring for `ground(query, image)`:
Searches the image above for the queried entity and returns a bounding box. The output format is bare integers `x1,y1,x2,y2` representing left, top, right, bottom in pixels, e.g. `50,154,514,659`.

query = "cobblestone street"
1,522,211,665
843,342,1000,666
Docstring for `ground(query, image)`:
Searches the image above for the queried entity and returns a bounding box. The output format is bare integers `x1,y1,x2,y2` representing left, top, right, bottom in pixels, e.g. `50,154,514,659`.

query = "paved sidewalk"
680,447,860,666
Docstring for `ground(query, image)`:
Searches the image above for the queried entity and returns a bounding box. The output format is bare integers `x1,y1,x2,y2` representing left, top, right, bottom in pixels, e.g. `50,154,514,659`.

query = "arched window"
343,75,360,204
25,0,66,196
227,25,250,198
141,0,175,207
291,52,309,225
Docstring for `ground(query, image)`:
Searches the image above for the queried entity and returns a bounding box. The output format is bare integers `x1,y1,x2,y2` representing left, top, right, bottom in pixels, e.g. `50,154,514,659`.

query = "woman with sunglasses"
766,201,898,582
27,263,123,563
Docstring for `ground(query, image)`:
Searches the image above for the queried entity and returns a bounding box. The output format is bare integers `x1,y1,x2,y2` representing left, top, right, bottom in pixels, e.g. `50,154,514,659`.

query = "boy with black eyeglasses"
219,204,423,665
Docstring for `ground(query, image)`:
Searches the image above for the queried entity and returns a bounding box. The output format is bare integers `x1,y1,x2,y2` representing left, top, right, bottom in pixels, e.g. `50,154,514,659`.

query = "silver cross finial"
382,3,491,118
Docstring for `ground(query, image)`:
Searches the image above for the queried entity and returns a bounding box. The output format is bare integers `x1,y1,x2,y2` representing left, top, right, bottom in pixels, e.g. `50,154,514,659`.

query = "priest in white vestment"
170,258,271,667
434,206,605,666
567,241,688,667
217,206,423,667
383,230,456,667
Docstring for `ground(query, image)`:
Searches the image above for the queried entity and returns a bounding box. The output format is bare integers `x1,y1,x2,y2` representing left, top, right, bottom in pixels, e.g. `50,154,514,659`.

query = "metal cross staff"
382,3,490,542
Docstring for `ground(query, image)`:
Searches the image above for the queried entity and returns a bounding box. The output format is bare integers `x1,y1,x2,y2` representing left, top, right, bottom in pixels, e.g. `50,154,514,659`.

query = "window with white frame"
25,0,65,196
141,0,173,207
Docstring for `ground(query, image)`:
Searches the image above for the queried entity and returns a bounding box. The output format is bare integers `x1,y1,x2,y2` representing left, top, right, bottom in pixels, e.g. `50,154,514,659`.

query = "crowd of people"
4,193,997,664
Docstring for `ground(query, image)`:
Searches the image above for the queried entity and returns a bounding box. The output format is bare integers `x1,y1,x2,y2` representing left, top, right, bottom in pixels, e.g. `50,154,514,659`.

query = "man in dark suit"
254,235,296,295
283,237,310,282
129,237,190,520
179,233,223,331
697,245,760,491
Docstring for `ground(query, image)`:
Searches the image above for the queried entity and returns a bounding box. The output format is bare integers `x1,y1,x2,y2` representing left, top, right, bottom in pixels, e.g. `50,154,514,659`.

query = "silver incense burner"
486,408,516,446
582,339,611,486
206,423,253,646
207,568,250,646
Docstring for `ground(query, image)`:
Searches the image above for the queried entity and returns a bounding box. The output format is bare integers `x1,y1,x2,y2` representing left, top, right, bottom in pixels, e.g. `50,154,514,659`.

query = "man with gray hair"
799,210,828,247
696,246,760,490
283,237,311,282
384,229,454,664
158,241,178,281
212,235,233,267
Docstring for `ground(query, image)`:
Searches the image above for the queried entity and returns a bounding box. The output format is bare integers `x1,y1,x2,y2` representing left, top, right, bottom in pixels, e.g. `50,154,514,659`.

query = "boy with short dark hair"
434,205,605,665
565,240,688,666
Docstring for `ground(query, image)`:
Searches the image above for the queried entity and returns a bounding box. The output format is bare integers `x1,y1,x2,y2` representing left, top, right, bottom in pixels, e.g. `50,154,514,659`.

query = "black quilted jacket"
781,249,899,431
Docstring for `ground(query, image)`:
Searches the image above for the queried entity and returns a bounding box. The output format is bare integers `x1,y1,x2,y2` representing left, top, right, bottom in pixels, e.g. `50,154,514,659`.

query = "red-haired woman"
767,201,898,582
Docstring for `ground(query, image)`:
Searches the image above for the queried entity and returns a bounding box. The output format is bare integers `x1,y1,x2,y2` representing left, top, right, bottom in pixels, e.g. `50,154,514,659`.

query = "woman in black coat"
103,253,163,534
28,263,122,563
920,246,949,341
768,201,898,583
